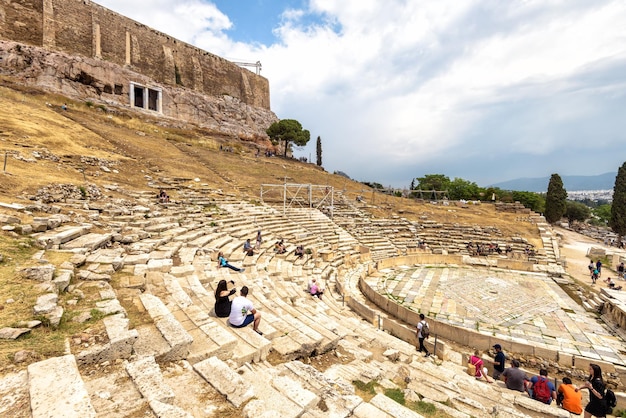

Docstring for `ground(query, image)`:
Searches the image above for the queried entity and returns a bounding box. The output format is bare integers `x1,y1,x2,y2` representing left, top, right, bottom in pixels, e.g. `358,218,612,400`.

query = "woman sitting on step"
214,279,236,318
217,252,245,273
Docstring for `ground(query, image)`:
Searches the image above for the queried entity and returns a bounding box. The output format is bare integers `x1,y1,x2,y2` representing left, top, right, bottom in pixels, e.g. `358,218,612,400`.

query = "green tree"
266,119,311,157
448,177,481,200
610,161,626,241
415,174,450,192
512,191,545,213
565,200,591,224
544,173,567,223
592,204,612,225
315,136,322,166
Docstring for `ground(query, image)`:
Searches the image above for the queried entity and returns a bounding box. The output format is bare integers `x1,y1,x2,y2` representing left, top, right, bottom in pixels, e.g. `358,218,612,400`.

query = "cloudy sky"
93,0,626,188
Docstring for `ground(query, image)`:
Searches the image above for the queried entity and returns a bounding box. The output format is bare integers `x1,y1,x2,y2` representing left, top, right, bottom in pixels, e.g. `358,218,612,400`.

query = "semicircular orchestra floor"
366,264,626,365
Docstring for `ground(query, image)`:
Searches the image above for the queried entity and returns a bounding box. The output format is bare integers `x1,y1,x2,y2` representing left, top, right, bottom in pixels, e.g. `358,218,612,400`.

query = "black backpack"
605,388,617,414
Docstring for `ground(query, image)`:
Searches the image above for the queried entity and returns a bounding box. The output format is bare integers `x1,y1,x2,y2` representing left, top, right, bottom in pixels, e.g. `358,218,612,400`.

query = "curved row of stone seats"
19,201,564,416
143,269,274,366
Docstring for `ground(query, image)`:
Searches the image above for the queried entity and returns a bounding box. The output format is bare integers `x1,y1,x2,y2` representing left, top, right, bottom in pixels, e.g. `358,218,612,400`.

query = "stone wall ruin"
0,0,276,138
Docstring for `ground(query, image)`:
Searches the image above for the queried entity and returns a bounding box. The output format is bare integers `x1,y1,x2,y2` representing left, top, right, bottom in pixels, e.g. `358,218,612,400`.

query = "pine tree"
316,136,322,166
610,161,626,242
544,173,567,223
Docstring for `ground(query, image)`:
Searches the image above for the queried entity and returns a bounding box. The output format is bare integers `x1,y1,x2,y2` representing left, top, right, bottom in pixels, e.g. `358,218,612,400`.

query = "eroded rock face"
0,41,278,142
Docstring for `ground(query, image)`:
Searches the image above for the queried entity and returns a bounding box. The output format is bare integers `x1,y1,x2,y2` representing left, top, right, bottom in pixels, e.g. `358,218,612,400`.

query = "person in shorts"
228,286,263,335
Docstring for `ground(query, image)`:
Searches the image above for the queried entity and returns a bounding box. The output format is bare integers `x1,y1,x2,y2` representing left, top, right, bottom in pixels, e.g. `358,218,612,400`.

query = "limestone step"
237,362,310,417
193,356,254,408
139,294,193,362
125,355,175,404
278,360,363,417
28,354,96,418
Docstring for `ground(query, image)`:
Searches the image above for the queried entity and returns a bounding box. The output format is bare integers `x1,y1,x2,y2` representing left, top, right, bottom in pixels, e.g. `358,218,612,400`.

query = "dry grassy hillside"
0,77,539,240
0,77,546,371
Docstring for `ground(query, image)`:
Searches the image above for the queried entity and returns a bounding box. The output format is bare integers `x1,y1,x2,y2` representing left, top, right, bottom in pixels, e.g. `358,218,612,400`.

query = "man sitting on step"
228,286,263,335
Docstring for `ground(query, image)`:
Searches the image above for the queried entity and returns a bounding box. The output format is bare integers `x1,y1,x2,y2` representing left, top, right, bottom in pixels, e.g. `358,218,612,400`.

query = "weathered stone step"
237,363,310,417
193,357,254,408
139,294,193,362
278,360,363,417
125,355,175,404
28,354,96,418
61,232,113,251
35,224,92,248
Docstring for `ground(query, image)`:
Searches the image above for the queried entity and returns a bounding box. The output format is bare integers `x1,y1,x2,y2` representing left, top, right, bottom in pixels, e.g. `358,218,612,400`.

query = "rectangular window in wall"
148,89,159,111
130,82,162,113
133,85,144,108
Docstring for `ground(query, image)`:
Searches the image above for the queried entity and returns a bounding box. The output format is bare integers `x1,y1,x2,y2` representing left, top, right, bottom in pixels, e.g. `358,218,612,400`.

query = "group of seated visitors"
495,358,582,414
274,240,286,254
307,278,324,300
214,281,263,335
466,242,507,256
158,189,169,203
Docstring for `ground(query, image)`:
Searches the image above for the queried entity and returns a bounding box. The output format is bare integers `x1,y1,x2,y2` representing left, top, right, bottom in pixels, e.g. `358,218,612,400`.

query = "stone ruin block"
76,314,138,365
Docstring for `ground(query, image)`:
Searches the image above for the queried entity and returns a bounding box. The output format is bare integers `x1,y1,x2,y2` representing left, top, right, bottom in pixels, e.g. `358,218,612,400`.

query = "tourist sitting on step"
606,278,622,290
217,251,245,273
228,286,263,335
274,240,286,254
294,244,304,258
214,279,236,318
557,377,583,415
158,189,169,203
528,369,556,404
308,278,324,300
243,239,255,256
501,359,528,393
467,350,492,383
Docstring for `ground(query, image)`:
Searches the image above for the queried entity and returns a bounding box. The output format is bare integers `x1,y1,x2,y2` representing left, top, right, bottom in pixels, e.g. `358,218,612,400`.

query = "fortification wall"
0,0,270,109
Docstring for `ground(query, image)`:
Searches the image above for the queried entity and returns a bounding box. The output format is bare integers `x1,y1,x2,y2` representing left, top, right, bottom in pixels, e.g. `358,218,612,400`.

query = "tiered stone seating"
5,189,621,418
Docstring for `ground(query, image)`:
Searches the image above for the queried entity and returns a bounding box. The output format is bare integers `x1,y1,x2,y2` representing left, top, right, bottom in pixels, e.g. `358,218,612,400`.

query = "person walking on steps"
416,313,431,357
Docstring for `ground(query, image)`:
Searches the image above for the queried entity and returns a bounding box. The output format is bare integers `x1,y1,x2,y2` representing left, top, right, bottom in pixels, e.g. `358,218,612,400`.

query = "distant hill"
490,172,616,192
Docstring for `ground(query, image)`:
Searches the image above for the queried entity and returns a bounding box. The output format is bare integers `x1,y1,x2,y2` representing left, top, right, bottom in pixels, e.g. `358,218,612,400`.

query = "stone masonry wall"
0,0,270,110
0,40,278,140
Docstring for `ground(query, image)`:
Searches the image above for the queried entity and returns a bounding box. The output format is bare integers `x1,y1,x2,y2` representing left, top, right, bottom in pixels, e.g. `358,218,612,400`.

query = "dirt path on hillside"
556,226,626,288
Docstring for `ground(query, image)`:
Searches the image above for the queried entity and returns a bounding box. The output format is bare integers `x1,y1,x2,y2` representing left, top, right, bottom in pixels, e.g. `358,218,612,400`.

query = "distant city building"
567,190,613,203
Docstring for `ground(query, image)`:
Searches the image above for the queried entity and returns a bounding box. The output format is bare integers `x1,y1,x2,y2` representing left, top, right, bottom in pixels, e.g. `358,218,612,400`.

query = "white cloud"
93,0,626,186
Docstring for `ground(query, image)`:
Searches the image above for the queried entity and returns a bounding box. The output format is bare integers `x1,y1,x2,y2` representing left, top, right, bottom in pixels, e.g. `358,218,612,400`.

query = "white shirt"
229,296,254,326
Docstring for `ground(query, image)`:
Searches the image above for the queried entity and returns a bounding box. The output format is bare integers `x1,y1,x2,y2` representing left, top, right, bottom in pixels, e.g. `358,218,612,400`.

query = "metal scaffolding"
260,183,334,217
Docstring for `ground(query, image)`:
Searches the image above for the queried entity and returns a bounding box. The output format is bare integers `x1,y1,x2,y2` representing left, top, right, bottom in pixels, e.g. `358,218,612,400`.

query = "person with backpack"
467,350,492,383
415,313,431,357
528,369,556,404
581,364,607,418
